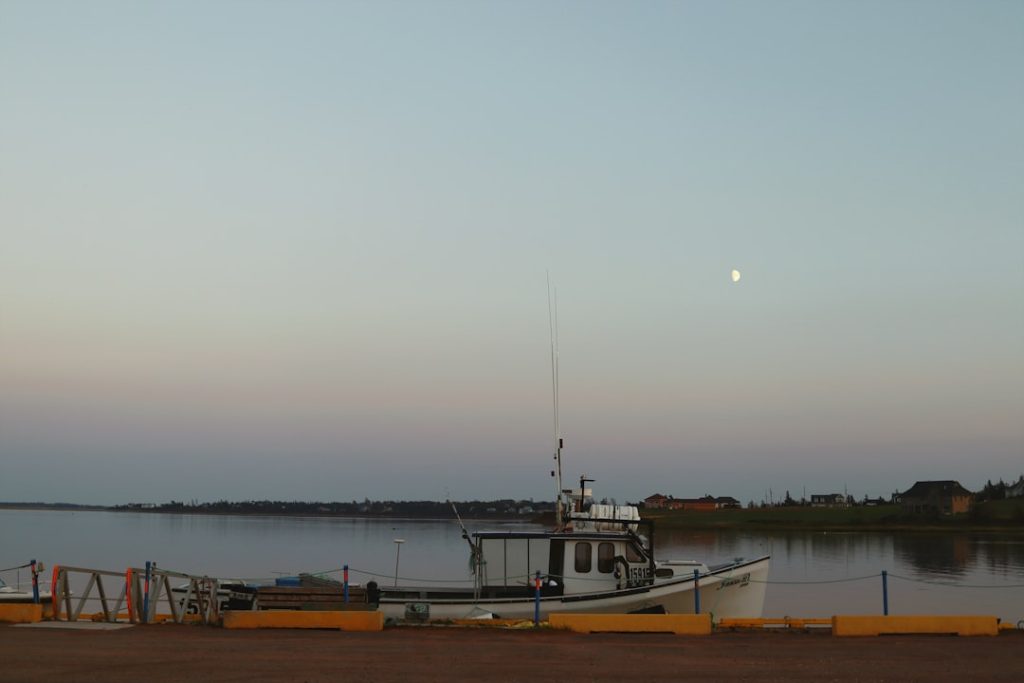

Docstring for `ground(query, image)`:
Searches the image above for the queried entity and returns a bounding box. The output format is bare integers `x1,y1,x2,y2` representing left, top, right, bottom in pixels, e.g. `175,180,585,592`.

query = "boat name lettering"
715,573,751,590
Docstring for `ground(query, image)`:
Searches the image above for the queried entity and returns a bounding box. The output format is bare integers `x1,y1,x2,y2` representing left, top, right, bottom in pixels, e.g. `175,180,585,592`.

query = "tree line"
115,498,553,518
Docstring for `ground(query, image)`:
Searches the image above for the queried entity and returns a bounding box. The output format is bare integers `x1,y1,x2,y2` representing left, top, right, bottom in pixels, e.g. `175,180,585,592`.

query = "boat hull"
378,556,769,621
0,591,51,604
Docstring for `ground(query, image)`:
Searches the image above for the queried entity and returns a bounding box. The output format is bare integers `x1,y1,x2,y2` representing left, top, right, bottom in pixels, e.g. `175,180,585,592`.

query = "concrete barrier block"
222,610,383,631
549,613,711,635
0,604,44,624
832,615,999,637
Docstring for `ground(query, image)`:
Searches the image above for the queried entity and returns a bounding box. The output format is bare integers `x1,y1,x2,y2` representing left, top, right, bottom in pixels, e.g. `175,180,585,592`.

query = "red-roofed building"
644,493,669,509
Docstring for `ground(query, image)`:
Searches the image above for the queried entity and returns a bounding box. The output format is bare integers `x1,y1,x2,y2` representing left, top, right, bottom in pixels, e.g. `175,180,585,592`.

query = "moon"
731,269,741,283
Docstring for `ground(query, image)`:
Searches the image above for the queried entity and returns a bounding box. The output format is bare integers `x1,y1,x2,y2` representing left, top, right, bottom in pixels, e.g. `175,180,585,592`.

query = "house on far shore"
810,493,849,508
901,480,973,515
644,493,669,509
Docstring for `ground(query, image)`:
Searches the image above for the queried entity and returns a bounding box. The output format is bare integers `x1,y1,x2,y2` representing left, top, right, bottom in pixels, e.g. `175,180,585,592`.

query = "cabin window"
626,542,644,563
574,542,592,573
479,536,551,587
597,542,615,573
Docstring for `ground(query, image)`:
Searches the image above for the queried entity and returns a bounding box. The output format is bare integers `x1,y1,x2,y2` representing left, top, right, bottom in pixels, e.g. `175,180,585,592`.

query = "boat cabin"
381,503,661,604
473,529,654,596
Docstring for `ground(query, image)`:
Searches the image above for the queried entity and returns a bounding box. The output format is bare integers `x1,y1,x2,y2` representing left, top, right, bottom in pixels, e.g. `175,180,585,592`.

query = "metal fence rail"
126,564,220,625
49,564,220,625
50,565,129,623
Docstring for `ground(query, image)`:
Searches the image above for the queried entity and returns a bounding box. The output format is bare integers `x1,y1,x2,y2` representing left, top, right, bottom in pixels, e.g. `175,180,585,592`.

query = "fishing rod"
447,498,478,556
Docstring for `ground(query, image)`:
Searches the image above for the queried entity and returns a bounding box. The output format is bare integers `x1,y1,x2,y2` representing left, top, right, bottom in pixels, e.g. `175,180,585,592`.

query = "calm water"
3,509,1023,622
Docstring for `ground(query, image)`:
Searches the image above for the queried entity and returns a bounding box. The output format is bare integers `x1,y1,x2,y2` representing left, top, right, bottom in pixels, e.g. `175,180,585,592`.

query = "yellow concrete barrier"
832,615,999,637
222,610,384,631
0,604,44,624
549,613,711,635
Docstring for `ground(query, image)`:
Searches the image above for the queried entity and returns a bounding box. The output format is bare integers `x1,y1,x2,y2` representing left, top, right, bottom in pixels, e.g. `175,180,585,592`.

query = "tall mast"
547,273,565,530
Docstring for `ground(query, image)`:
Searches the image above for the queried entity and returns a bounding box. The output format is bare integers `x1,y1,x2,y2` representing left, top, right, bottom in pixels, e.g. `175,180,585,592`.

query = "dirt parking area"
1,623,1021,682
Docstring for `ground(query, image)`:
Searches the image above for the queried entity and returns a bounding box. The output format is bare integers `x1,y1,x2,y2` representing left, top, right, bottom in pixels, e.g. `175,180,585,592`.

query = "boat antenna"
547,272,565,530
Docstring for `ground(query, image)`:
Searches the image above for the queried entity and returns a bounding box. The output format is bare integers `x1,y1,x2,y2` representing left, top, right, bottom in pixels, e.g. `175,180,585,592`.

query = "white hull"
0,589,51,603
379,556,768,621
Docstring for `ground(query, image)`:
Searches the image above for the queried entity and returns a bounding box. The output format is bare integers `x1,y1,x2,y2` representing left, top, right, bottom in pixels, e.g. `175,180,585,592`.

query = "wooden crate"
257,586,371,611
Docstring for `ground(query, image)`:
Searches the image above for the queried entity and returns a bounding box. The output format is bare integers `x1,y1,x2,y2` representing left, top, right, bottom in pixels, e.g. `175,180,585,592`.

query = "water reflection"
892,535,971,577
974,537,1024,579
658,529,1024,580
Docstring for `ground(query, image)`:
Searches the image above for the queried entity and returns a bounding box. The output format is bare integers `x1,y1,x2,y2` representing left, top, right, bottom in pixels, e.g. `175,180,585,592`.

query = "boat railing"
0,560,40,597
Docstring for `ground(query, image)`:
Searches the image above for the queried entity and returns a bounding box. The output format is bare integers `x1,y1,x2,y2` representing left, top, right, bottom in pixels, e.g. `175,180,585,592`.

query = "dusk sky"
2,1,1021,506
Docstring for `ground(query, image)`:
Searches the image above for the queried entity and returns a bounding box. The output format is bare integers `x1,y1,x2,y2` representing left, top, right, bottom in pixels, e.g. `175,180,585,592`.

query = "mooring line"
346,567,479,584
747,573,880,585
887,572,1024,589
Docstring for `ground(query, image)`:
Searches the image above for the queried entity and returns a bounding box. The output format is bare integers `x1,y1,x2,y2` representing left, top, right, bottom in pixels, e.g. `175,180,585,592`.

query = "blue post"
143,561,152,624
693,569,701,614
343,565,349,604
30,560,39,604
882,570,889,616
534,570,541,626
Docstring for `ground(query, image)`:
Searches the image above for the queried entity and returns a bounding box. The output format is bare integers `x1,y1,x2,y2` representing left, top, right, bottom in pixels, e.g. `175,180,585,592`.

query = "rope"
0,562,32,574
347,567,479,584
747,573,880,585
887,572,1024,589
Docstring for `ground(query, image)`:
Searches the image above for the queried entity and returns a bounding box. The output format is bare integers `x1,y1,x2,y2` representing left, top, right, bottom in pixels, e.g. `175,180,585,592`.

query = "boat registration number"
627,566,651,586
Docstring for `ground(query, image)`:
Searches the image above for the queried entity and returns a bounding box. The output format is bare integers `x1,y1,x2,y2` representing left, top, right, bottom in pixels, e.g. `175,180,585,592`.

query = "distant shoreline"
0,502,549,524
0,503,110,512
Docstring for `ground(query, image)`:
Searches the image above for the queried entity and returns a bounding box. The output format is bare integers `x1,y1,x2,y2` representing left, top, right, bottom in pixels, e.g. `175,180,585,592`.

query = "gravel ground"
1,623,1021,682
